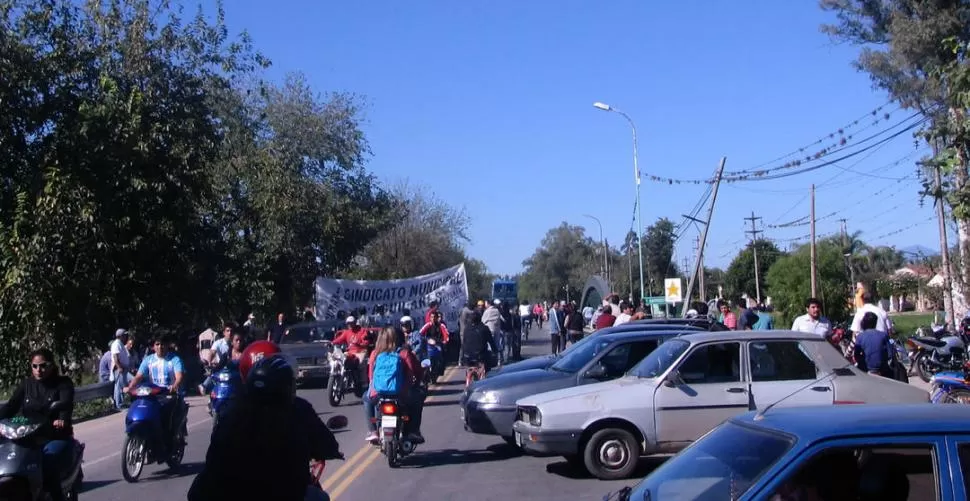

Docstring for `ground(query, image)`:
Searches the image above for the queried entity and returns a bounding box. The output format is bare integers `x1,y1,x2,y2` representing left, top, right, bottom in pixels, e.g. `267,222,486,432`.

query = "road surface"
76,328,937,501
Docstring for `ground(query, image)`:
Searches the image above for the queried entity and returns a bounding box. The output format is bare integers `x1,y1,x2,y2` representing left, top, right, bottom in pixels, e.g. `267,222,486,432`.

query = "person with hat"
331,316,373,390
109,328,131,410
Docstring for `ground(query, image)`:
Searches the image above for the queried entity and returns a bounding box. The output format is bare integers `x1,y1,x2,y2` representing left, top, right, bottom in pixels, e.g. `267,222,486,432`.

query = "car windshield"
628,338,689,378
550,338,613,373
280,325,326,344
627,422,795,501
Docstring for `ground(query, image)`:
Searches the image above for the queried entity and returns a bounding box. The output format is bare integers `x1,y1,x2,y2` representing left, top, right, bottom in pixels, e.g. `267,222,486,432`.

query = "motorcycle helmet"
239,340,282,383
246,354,296,404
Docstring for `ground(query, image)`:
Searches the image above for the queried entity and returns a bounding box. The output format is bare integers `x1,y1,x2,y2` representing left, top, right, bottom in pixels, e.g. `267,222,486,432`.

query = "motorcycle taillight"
380,402,398,415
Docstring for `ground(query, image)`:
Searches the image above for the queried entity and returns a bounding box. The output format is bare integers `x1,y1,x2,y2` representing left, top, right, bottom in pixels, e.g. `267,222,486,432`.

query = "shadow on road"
544,456,667,479
423,399,460,408
80,479,119,493
427,388,464,397
403,443,520,468
147,461,206,480
433,380,466,387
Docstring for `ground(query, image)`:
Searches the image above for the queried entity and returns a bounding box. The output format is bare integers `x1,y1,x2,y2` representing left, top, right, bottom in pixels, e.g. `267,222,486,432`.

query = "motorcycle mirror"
326,415,349,430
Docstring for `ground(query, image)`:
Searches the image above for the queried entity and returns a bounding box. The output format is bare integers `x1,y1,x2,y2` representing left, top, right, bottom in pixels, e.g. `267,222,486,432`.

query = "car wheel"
583,428,639,480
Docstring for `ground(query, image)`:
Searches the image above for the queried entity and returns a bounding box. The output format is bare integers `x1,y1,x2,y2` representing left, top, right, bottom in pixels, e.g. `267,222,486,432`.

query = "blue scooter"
121,383,187,482
208,363,240,427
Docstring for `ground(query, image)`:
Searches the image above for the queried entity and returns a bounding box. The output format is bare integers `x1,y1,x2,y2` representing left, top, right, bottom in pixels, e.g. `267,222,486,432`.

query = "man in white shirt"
790,298,832,339
110,328,131,410
850,292,893,333
614,302,634,326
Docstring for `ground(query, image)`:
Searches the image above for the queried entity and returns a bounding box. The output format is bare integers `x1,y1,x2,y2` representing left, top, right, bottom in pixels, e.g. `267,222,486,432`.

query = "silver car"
512,330,930,480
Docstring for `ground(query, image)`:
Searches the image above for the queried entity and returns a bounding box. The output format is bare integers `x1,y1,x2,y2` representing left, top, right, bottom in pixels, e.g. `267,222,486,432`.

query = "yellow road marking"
324,364,462,497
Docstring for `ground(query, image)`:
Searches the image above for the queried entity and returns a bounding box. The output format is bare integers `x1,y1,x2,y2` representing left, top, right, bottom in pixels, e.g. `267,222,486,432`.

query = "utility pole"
744,211,763,303
684,157,727,315
810,184,817,297
694,235,706,302
839,218,855,301
682,256,690,278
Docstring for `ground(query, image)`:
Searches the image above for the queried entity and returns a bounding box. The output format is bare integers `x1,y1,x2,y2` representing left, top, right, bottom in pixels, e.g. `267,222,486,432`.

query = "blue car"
609,403,968,500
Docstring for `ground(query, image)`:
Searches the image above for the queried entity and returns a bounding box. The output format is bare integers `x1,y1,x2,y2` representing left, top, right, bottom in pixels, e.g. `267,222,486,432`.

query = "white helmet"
345,316,356,324
399,316,413,325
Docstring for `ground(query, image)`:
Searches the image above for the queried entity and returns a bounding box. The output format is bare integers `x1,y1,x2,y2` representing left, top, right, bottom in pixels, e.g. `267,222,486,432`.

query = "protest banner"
314,263,468,332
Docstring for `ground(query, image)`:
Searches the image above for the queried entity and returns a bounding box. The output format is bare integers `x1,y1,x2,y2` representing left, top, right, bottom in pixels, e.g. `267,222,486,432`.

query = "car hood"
279,343,330,358
473,368,574,402
516,375,648,407
487,355,556,377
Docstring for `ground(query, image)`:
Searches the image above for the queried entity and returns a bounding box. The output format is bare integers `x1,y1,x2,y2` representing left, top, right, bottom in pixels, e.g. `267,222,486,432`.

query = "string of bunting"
642,112,924,185
725,102,897,176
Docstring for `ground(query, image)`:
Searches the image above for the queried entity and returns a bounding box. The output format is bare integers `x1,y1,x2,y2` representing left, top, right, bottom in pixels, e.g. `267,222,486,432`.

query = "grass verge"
74,397,118,423
889,312,936,340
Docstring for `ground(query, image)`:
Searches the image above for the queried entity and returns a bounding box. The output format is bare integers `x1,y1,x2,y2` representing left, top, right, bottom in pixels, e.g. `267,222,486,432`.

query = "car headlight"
532,408,542,427
472,390,500,404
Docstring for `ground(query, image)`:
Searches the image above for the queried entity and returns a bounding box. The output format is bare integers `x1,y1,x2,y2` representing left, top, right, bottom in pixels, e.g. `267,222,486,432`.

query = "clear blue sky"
220,0,936,276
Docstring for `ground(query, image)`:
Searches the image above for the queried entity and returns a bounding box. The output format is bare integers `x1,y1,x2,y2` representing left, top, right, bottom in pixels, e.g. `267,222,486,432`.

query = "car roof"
601,323,704,334
731,404,970,439
593,328,695,341
676,329,822,343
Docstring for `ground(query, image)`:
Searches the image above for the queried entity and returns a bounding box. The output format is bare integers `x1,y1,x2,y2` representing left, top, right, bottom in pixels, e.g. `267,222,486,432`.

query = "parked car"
512,330,930,480
461,329,683,443
608,403,964,500
278,320,342,386
485,323,704,378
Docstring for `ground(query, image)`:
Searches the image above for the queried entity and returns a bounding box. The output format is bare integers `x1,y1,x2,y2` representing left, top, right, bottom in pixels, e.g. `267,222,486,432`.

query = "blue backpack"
372,350,405,395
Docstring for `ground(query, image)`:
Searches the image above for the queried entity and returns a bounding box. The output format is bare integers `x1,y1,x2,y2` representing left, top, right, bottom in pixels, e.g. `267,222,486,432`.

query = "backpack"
372,351,405,395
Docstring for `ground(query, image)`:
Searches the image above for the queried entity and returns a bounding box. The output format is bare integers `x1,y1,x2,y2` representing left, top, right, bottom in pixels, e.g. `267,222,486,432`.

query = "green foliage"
766,242,851,326
0,0,401,388
519,223,601,302
642,218,679,286
724,240,783,302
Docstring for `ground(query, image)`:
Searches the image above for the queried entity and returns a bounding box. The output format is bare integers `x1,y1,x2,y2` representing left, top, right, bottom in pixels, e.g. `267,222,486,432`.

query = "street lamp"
583,214,610,288
593,101,645,301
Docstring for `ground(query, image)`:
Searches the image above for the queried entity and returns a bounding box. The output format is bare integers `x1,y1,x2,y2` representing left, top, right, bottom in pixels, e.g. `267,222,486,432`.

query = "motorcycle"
327,347,366,407
930,367,970,404
0,403,84,501
375,365,429,468
122,384,187,482
907,325,968,383
424,339,444,384
207,364,239,426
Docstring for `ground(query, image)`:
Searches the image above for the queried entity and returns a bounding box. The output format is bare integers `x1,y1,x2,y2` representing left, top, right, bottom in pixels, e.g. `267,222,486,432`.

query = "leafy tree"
724,240,784,303
820,0,970,311
642,218,678,292
766,241,852,326
519,223,598,302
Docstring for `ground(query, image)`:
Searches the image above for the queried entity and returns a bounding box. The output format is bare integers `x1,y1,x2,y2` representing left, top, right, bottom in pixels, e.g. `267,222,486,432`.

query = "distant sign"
643,296,666,306
664,278,683,303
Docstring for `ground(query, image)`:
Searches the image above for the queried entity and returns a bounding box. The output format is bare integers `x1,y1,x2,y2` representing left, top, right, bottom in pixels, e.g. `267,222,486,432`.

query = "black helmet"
246,354,296,404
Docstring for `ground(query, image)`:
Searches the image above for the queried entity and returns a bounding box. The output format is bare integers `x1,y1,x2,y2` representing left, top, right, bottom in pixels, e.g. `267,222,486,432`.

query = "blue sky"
220,0,936,276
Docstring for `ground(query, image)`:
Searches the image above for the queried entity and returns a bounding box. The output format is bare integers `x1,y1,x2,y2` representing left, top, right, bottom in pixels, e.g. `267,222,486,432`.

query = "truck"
491,279,518,305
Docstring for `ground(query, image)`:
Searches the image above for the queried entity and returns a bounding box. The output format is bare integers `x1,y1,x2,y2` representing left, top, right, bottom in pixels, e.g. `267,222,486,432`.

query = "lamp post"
583,214,610,288
593,101,645,301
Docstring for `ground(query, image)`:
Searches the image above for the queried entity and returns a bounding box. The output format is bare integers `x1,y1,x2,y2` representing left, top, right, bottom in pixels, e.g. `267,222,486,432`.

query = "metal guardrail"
0,381,113,407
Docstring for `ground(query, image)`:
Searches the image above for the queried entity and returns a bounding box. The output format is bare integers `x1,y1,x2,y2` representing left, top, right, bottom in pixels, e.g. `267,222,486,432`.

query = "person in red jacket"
424,300,440,325
419,311,450,345
595,305,617,330
331,316,372,389
363,327,424,444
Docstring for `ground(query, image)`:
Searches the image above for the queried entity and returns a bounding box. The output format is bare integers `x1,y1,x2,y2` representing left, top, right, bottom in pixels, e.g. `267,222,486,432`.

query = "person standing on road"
853,312,892,377
791,298,832,338
110,328,131,410
565,304,586,346
482,300,504,364
267,312,287,344
518,300,532,340
614,302,634,326
594,305,616,330
548,302,563,355
850,291,893,334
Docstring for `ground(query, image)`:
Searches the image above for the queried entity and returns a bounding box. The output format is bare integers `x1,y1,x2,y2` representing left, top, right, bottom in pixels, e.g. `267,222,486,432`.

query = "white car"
512,330,929,480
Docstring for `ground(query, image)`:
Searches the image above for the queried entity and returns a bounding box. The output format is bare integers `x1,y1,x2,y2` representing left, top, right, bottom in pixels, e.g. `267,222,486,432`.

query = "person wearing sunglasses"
0,348,75,501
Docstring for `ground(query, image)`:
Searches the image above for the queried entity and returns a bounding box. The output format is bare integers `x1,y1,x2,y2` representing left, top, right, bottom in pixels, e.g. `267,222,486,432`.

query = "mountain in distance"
898,244,939,259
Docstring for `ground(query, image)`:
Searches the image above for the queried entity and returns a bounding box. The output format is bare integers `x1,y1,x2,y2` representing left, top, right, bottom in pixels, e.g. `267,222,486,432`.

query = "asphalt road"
76,327,938,501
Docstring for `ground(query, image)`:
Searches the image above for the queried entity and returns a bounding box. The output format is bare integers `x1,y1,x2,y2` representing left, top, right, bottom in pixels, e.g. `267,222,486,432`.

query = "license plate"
515,432,523,447
381,416,397,429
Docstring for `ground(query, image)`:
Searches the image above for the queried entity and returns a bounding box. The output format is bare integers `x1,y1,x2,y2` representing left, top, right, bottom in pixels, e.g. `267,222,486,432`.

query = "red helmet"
239,340,282,382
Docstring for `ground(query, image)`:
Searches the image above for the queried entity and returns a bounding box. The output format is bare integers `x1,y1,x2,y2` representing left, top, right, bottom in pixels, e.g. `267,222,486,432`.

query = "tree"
766,241,852,327
724,240,784,302
519,223,598,302
642,218,679,292
820,0,970,313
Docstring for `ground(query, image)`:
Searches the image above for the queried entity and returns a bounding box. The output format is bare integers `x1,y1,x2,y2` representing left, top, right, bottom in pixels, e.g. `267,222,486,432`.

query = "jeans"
492,331,505,364
113,371,130,410
550,333,562,354
43,439,72,501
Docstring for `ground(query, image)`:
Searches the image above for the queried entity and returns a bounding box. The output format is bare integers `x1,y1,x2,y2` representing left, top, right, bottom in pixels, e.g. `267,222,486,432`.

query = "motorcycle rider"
125,333,187,446
461,310,498,385
331,316,372,389
188,350,343,501
0,348,75,501
363,327,424,443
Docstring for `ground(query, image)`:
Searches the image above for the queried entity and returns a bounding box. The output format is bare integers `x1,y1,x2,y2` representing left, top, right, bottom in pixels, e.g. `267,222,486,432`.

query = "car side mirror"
585,362,608,380
663,369,685,388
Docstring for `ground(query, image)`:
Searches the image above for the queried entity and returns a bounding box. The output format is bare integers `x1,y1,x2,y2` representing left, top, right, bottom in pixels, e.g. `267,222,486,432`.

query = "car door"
747,340,834,409
653,341,749,445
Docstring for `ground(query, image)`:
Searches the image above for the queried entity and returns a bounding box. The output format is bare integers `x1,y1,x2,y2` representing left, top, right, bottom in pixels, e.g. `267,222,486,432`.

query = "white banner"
314,263,469,332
